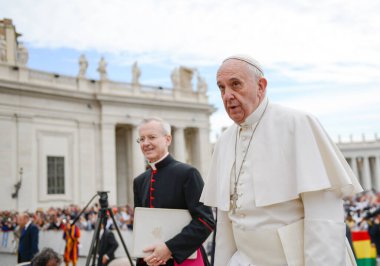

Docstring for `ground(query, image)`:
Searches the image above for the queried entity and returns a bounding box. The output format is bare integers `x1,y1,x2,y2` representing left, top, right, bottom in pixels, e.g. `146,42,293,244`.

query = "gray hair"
138,117,171,136
31,247,61,266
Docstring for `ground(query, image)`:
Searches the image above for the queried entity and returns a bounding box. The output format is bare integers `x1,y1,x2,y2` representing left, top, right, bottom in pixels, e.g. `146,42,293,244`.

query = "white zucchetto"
223,54,264,75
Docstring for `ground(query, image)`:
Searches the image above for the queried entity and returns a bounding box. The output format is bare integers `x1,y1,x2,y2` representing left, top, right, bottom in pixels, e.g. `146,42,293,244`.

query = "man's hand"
143,243,172,266
102,255,109,264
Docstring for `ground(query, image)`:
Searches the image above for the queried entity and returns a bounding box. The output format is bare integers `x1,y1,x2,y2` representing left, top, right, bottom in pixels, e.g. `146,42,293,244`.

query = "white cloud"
4,0,380,68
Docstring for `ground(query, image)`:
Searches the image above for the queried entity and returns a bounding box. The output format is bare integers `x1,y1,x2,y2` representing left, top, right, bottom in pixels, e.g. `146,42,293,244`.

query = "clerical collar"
239,97,268,128
148,152,170,171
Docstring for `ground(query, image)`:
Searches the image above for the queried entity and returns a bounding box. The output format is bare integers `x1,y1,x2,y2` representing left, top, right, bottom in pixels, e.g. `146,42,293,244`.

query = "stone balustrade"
0,63,208,104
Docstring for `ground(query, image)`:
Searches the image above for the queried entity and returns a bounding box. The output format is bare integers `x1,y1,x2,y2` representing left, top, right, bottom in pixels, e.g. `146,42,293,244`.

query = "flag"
352,231,377,266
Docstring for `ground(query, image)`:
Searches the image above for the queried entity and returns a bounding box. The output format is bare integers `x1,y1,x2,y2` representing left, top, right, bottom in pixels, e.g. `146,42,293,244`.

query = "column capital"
374,156,380,192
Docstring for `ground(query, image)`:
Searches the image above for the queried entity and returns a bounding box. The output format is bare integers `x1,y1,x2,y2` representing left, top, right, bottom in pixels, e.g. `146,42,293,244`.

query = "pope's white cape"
201,102,363,210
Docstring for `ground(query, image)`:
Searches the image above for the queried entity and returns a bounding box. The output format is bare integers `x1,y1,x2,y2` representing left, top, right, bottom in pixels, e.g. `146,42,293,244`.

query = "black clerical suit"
133,154,215,266
97,229,119,266
18,223,39,263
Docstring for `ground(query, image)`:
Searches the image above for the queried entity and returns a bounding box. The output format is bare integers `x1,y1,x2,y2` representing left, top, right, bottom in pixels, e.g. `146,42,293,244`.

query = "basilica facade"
338,138,380,192
0,19,213,211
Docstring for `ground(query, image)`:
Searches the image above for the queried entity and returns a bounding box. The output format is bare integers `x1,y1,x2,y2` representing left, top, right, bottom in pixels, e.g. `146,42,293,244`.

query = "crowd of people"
2,191,379,240
344,190,380,232
0,203,134,248
344,190,380,256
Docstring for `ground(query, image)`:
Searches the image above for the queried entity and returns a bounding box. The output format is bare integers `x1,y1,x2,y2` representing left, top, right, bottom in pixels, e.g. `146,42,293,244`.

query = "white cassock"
201,97,363,266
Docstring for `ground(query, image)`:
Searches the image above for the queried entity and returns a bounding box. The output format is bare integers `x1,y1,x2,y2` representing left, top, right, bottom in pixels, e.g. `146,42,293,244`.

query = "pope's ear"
258,77,267,97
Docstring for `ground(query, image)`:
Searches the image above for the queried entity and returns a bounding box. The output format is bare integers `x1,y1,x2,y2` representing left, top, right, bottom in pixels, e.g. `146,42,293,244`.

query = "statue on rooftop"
197,74,208,94
97,57,108,81
131,61,141,86
179,66,195,90
78,54,88,78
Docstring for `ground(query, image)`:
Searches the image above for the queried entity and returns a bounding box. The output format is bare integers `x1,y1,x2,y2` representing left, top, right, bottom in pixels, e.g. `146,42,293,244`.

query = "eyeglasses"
136,135,161,144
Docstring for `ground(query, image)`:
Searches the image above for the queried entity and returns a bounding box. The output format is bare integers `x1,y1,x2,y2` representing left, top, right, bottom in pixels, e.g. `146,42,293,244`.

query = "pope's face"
217,59,266,124
139,121,171,163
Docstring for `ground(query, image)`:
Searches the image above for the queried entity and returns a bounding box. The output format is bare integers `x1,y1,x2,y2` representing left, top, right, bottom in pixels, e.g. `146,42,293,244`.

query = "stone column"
173,127,186,163
131,125,146,178
351,157,359,181
116,127,128,206
362,156,372,191
129,125,147,205
100,123,117,204
375,156,380,192
195,127,211,177
78,122,97,205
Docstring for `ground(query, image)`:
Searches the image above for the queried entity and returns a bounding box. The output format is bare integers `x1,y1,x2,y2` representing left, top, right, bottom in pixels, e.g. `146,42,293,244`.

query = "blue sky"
2,0,380,142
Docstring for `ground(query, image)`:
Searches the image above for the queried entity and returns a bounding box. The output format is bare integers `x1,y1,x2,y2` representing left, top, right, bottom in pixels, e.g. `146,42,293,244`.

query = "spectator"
31,247,62,266
46,213,61,230
116,206,131,230
98,222,119,266
368,210,380,257
1,215,14,247
17,212,39,263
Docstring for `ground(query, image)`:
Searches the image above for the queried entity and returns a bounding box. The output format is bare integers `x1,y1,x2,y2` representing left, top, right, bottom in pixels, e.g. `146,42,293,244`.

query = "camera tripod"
71,191,134,266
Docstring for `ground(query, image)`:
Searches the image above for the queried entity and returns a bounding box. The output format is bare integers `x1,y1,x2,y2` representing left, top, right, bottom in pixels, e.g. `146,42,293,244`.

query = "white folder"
132,207,197,259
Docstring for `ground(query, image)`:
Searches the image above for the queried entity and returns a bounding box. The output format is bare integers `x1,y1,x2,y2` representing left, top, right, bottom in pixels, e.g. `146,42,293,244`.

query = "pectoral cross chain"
231,101,268,216
230,187,238,214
